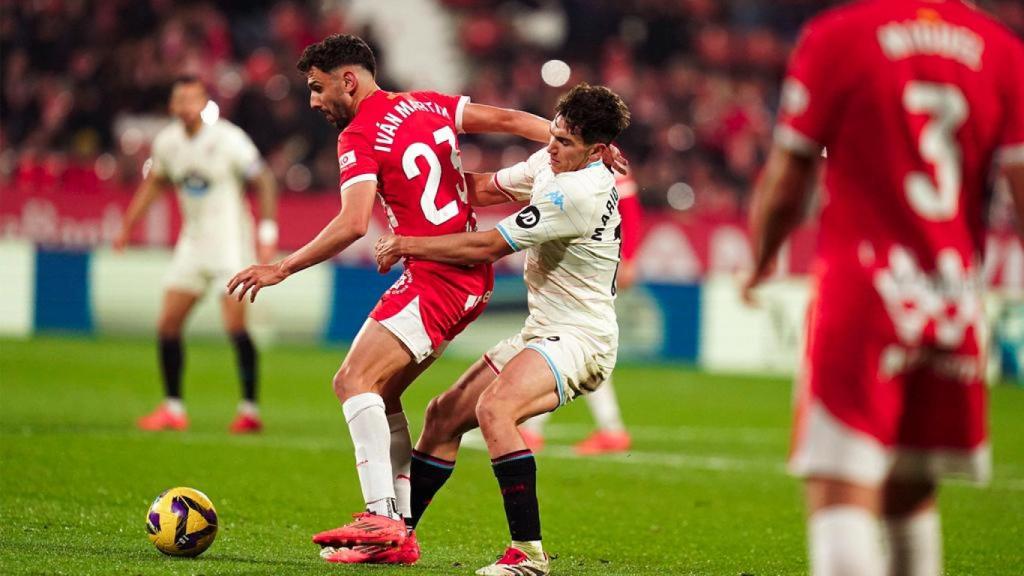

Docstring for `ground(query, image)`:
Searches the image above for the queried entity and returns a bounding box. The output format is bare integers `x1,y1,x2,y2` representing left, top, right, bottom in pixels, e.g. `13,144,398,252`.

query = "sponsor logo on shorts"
546,336,560,342
515,206,541,229
385,269,413,296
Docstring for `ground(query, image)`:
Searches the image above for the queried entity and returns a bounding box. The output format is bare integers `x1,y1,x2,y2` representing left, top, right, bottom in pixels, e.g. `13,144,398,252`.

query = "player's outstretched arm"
375,230,512,272
743,145,817,304
465,172,514,207
227,180,376,302
250,166,280,264
113,171,170,251
461,103,550,143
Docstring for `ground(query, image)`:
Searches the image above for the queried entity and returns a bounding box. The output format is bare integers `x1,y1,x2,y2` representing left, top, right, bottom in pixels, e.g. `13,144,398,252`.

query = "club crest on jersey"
338,150,357,170
515,206,541,229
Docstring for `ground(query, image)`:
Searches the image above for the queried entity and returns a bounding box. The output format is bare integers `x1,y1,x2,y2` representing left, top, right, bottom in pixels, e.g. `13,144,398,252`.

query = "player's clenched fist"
374,233,402,274
226,264,289,303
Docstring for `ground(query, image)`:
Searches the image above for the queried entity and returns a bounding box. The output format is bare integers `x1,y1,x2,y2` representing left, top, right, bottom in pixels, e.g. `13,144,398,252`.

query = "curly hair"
554,83,630,145
296,34,376,76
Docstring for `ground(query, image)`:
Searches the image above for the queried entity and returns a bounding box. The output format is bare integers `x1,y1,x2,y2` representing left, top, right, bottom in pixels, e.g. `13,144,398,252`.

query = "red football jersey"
337,90,475,243
776,0,1024,274
615,172,643,262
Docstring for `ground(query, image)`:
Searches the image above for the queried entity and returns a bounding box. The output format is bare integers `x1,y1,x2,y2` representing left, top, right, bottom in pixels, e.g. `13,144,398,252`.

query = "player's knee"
883,480,937,518
421,397,451,441
331,365,372,401
474,392,507,431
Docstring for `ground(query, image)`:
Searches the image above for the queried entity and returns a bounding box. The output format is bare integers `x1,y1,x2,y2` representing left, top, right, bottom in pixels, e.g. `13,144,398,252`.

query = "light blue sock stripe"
495,223,520,252
493,452,535,465
525,343,565,407
411,453,455,470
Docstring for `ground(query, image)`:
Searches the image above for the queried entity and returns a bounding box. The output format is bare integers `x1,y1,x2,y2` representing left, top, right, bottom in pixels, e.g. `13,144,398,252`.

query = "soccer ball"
145,487,218,557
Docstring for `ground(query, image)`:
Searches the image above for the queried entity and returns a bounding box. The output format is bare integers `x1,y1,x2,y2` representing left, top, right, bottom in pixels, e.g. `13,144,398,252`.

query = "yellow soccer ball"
145,487,218,557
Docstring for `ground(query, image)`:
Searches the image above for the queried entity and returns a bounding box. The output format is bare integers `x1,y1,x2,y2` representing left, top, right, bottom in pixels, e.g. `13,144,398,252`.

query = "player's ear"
588,142,608,162
340,69,358,95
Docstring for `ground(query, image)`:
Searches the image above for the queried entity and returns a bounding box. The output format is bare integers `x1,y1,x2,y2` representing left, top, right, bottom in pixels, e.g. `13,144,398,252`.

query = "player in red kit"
227,34,557,564
744,2,1024,575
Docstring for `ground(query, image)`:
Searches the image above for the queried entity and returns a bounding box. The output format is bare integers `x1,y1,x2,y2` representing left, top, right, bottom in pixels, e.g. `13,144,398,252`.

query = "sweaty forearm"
398,233,497,266
255,169,278,221
279,215,364,275
121,178,164,232
749,149,815,276
750,200,802,275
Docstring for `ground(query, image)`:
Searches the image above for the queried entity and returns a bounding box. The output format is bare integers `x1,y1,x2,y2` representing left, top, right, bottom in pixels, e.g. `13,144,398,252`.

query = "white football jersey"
149,118,262,268
493,148,621,351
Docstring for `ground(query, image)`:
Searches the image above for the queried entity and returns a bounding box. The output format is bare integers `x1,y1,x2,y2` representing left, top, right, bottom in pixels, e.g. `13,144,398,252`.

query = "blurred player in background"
114,76,279,434
225,34,578,564
374,83,630,575
743,1,1024,575
518,170,641,455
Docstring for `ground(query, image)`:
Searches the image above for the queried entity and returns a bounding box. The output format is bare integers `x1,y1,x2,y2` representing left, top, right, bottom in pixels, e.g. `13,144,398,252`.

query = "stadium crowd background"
2,0,1023,221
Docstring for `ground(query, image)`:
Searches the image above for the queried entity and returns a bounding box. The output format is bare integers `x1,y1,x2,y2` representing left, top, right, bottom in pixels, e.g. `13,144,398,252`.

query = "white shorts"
482,331,617,407
164,242,254,295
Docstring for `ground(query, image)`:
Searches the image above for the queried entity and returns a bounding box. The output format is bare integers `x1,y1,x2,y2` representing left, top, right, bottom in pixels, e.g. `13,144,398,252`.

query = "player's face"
546,115,605,174
307,67,354,129
169,83,208,127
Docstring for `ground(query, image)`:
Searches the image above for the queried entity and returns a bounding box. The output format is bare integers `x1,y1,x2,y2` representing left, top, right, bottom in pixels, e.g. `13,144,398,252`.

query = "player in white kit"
374,83,629,576
114,76,279,434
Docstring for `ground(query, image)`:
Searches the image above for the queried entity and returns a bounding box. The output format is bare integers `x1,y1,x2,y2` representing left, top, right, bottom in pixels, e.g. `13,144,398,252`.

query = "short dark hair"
296,34,376,77
171,75,205,90
554,83,630,145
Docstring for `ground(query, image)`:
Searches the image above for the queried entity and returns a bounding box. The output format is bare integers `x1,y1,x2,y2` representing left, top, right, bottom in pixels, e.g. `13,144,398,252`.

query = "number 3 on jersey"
903,82,967,222
402,126,467,226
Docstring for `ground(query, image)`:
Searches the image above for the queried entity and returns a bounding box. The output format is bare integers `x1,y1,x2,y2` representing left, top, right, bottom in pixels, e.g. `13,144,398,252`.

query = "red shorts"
369,261,493,363
790,251,989,487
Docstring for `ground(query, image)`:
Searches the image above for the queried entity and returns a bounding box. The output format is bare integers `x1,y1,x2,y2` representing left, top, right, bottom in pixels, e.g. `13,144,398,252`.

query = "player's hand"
615,260,637,292
112,229,130,253
257,242,277,265
740,268,771,307
603,144,629,175
374,233,402,274
226,263,288,303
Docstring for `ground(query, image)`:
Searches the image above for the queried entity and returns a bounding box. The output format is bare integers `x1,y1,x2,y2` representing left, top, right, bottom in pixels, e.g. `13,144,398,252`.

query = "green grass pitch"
1,336,1022,575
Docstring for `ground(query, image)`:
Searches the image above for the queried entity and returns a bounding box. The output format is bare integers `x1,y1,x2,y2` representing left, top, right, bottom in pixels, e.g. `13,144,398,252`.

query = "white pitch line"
9,426,1024,491
536,423,788,444
459,432,1024,491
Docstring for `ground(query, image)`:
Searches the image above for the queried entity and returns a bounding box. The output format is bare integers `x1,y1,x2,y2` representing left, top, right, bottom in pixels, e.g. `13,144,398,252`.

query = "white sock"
511,539,545,561
342,393,398,519
884,509,942,576
809,506,884,576
585,377,624,432
238,400,259,416
520,411,551,435
387,411,412,523
164,398,185,415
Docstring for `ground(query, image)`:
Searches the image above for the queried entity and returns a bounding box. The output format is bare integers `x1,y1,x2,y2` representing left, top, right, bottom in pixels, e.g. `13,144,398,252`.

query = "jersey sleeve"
495,176,594,252
996,37,1024,166
618,193,642,262
337,129,379,192
774,18,843,157
493,148,549,201
228,126,264,179
417,91,471,134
